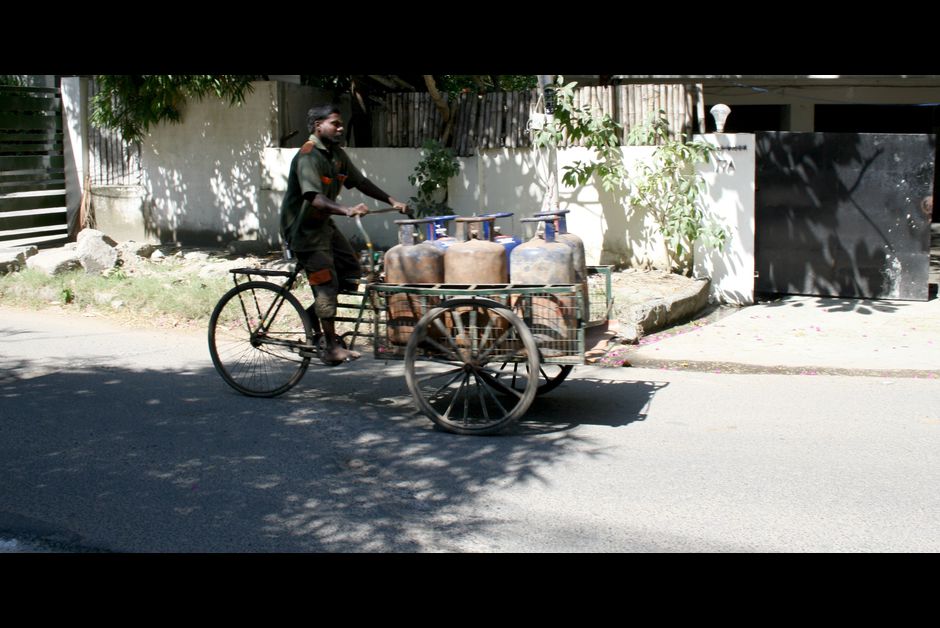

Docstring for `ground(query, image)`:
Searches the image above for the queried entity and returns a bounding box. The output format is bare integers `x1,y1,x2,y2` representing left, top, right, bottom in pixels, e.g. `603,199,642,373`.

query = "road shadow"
515,377,667,435
0,356,666,552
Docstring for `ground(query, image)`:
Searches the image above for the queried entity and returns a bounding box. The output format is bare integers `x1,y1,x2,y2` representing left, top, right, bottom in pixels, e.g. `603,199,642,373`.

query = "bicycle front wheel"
208,281,312,397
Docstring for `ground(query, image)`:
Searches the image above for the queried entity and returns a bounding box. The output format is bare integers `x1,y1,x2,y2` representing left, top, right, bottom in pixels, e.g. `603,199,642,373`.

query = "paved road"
2,306,939,552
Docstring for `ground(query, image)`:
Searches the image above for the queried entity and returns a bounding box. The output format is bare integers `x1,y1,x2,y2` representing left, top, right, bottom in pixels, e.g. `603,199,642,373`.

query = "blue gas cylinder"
481,212,522,271
422,215,459,252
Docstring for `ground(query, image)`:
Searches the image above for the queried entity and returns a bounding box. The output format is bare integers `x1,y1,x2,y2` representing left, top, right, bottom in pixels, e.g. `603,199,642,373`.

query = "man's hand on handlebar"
389,199,410,214
347,203,369,217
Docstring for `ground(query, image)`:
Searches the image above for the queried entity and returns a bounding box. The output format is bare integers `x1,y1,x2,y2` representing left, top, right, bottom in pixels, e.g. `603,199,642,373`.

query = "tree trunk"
425,75,462,147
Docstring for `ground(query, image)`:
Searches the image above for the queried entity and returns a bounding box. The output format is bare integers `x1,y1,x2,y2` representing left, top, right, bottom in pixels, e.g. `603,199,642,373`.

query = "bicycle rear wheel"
208,281,312,397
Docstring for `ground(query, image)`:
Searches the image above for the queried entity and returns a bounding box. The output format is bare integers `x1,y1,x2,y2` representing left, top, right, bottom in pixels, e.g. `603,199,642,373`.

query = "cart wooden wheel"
404,298,540,435
489,362,574,397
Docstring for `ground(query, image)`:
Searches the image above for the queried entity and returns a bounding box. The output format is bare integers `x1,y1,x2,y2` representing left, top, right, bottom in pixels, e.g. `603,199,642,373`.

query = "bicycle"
207,216,383,398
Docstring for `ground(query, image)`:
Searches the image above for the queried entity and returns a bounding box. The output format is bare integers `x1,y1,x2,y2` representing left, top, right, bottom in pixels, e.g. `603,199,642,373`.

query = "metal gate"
0,83,68,249
755,131,935,300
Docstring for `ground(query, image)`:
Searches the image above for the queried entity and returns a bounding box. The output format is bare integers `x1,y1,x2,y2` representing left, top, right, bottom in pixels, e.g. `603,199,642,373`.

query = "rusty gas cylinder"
443,216,508,284
443,217,509,352
533,209,588,320
510,215,577,356
511,215,575,284
384,219,444,346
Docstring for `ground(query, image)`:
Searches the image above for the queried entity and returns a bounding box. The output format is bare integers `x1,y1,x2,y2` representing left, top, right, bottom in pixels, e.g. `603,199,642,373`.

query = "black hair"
307,104,341,134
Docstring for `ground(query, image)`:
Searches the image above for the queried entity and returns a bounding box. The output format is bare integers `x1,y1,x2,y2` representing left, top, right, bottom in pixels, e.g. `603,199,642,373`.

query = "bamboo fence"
368,84,704,155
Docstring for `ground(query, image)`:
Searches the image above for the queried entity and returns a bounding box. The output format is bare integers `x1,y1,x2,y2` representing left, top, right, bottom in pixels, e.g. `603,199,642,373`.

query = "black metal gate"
0,82,68,249
755,132,935,300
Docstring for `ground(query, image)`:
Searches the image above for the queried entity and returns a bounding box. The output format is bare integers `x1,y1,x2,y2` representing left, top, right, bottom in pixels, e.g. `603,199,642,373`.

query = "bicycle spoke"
209,281,310,398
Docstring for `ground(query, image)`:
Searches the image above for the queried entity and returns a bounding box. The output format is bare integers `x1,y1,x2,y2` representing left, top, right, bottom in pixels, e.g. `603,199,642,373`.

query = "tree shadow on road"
759,293,912,315
0,356,665,553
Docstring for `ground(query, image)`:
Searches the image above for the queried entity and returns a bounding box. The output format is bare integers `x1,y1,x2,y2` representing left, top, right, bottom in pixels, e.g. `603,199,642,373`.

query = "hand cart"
208,215,613,435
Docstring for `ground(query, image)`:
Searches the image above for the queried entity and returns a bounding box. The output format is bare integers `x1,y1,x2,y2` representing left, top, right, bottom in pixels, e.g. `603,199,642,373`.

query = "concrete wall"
693,134,756,304
260,145,699,270
137,81,335,245
260,147,423,251
60,77,87,239
119,86,755,304
139,81,278,245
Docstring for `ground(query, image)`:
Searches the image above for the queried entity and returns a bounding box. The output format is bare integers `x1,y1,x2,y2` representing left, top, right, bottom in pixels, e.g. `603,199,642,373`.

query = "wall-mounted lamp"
710,104,731,133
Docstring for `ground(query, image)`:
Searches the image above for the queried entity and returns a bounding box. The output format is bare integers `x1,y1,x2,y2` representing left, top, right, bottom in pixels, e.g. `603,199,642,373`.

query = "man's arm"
354,179,409,213
304,191,369,218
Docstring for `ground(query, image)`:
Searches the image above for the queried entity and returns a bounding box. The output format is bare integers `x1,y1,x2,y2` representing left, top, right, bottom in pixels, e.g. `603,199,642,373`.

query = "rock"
26,248,82,276
0,246,38,274
183,251,210,262
151,250,165,262
610,270,710,337
77,228,118,247
226,240,272,256
77,230,119,274
615,324,640,345
115,241,158,261
93,291,116,305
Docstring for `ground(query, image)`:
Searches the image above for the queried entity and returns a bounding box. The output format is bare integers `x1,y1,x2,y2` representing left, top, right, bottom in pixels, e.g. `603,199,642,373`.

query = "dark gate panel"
0,84,68,249
755,132,934,300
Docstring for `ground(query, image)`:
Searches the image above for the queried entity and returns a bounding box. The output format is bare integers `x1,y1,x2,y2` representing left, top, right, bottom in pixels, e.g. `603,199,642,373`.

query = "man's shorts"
294,229,361,319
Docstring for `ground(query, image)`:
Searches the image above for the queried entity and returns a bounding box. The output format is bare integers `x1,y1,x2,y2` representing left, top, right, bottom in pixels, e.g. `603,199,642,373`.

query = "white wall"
136,80,351,245
260,147,424,251
693,133,756,304
139,81,278,244
137,91,754,304
261,144,688,267
60,77,87,239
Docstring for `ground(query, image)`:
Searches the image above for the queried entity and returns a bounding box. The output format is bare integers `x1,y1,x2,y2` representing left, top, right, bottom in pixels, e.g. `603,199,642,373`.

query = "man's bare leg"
321,318,360,364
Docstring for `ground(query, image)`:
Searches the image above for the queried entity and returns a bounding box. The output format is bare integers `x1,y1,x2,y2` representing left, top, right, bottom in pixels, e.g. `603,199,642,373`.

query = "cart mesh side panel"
371,284,584,365
586,265,613,326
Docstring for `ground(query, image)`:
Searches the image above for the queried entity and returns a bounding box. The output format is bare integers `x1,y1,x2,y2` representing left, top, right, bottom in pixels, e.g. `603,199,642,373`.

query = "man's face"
316,113,345,145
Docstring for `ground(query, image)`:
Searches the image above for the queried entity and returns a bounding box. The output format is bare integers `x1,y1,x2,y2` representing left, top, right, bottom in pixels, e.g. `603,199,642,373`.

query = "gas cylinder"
384,218,445,346
511,216,575,285
443,216,508,284
422,215,459,252
481,212,522,272
533,209,589,320
443,217,509,350
510,215,577,356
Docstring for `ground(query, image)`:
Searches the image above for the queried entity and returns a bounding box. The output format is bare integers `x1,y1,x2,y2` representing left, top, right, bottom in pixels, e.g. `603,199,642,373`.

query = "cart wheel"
489,362,574,397
208,281,312,397
404,298,540,435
